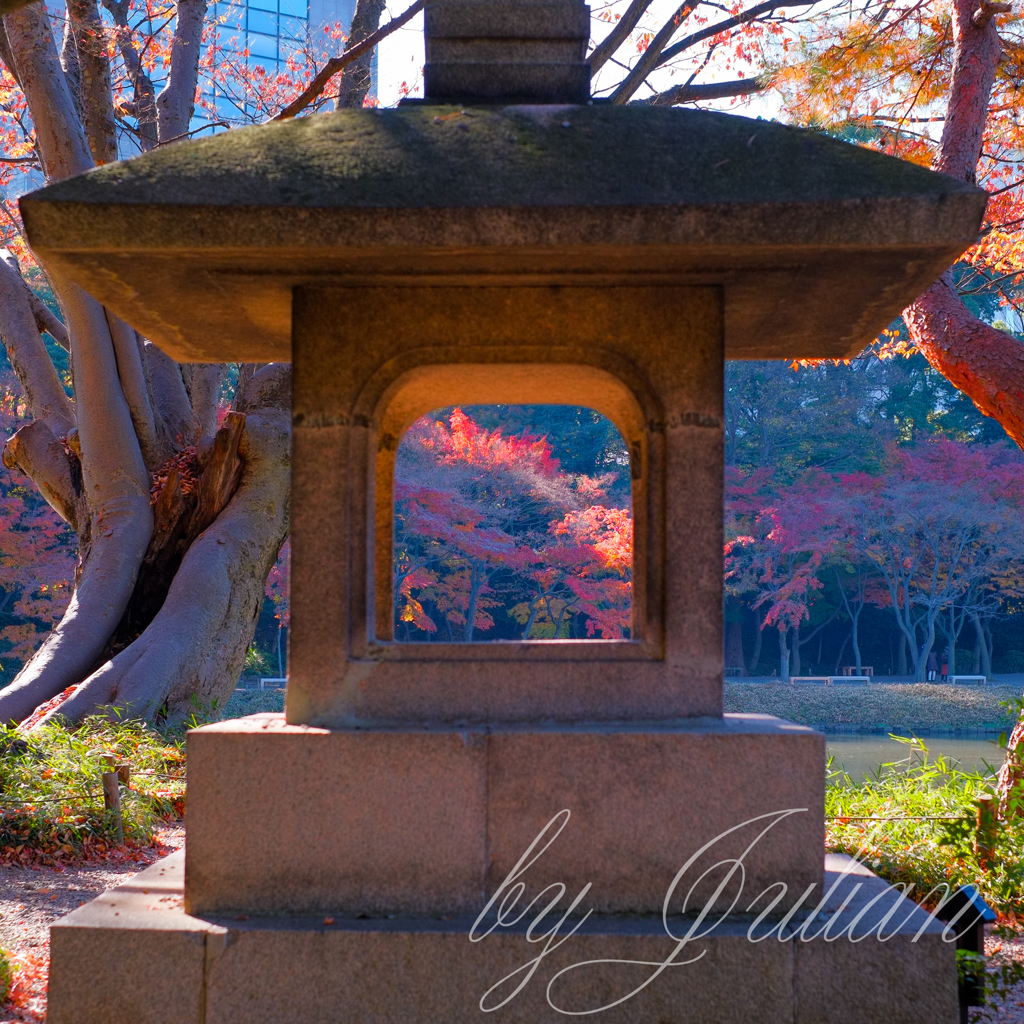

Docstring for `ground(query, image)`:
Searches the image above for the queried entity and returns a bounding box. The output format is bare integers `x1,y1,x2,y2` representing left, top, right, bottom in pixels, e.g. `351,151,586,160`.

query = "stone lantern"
22,2,983,1020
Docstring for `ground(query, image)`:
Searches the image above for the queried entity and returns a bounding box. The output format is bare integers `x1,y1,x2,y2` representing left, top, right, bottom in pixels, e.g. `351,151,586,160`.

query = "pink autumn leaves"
726,439,1024,678
394,409,633,642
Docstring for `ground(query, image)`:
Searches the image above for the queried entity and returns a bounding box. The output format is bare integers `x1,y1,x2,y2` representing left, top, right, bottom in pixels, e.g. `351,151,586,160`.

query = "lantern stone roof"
20,103,985,364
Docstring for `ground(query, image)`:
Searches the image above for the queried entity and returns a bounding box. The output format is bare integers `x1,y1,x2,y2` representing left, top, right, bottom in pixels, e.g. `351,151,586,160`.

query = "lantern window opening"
391,404,634,644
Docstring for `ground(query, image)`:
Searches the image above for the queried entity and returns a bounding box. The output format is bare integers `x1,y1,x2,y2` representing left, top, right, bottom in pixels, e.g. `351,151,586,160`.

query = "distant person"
926,650,939,681
941,645,951,681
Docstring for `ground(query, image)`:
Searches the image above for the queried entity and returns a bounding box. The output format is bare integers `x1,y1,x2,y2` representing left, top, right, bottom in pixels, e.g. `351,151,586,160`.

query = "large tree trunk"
778,627,790,680
334,0,385,108
0,1,290,727
748,605,764,675
35,371,291,725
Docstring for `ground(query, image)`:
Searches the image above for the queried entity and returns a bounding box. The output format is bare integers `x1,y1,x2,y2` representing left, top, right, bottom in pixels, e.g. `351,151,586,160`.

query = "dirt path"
983,933,1024,1024
0,825,184,1022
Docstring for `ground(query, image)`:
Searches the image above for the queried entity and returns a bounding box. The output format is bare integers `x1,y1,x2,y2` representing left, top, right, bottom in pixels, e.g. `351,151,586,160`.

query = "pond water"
826,734,1006,783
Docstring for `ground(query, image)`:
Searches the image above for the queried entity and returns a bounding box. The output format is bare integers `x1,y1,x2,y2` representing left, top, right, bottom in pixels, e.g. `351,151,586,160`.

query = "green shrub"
994,649,1024,674
0,716,186,864
0,947,11,1004
826,739,1024,918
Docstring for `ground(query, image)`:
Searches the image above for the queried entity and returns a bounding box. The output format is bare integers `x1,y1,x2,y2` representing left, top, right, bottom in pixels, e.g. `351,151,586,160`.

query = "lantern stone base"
47,850,957,1024
182,714,825,918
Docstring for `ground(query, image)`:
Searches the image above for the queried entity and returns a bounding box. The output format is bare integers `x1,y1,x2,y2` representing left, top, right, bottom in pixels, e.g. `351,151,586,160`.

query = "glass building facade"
211,0,316,78
206,0,358,122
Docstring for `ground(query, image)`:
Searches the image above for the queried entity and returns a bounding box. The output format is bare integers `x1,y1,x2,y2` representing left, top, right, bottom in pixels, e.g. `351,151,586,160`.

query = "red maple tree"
394,409,633,642
726,440,1024,681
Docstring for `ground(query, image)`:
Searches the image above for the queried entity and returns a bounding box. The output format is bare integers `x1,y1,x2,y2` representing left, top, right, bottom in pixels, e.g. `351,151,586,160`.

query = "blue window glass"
279,0,307,18
217,0,246,22
279,37,304,62
247,8,278,34
247,32,277,59
246,52,277,73
215,94,240,118
214,24,243,46
248,0,277,12
279,15,306,40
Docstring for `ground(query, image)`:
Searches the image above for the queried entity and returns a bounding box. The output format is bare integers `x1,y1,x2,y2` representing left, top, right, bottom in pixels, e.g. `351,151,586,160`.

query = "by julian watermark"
470,808,981,1015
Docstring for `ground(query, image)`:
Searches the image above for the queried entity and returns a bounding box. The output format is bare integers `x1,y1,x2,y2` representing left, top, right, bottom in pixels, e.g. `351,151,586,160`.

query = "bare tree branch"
987,176,1023,196
588,0,652,75
145,340,198,456
106,310,158,467
68,0,118,163
235,362,261,401
3,418,83,530
58,4,84,126
610,0,702,104
101,0,157,150
638,74,768,105
27,289,70,349
3,1,93,180
0,19,24,89
155,0,207,144
274,0,425,120
181,363,225,439
337,0,386,108
653,0,794,73
0,250,75,434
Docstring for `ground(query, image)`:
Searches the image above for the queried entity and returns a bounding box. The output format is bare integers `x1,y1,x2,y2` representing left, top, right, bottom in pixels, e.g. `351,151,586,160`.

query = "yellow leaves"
875,337,919,361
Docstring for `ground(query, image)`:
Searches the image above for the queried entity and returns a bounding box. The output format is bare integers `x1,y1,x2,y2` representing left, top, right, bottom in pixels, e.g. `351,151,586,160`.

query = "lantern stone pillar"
21,5,985,1019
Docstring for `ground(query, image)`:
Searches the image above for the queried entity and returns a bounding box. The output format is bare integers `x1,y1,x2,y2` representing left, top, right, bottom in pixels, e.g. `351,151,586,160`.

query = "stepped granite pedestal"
20,2,985,1017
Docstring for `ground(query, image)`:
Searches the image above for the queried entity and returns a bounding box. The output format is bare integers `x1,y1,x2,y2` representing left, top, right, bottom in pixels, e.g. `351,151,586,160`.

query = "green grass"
826,743,1023,918
826,746,1024,1018
221,687,285,718
0,716,185,865
0,689,284,865
726,682,1020,733
0,947,11,1004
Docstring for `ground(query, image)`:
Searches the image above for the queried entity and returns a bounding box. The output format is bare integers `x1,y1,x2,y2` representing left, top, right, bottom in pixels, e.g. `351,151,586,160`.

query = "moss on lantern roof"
19,103,986,365
29,104,976,212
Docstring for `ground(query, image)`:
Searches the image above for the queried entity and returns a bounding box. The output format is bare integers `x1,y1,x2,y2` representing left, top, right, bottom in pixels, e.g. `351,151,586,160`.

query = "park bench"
949,675,987,685
791,676,871,685
841,666,874,676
